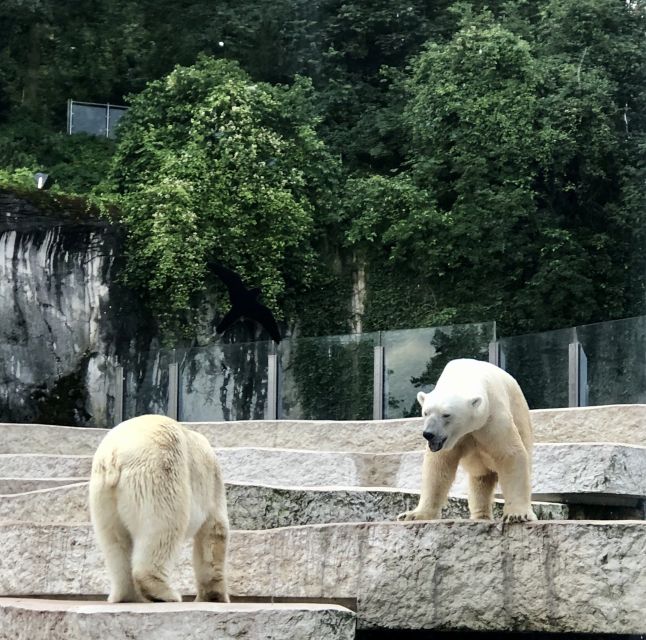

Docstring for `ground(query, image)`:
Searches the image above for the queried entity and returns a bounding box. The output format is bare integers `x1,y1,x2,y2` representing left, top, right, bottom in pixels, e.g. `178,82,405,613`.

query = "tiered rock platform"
0,404,645,636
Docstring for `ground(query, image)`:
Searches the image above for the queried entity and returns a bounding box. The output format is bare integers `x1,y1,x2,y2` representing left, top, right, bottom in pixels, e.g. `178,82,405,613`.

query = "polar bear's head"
416,390,488,452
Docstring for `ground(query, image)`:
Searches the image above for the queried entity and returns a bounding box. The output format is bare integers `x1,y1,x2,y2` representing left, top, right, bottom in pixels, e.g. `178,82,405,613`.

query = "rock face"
0,481,567,525
1,521,644,633
0,599,356,640
0,190,274,427
3,405,646,454
1,444,645,505
0,407,644,634
0,191,151,427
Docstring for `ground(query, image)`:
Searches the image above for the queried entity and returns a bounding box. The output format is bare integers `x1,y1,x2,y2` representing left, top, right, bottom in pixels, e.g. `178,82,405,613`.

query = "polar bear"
397,359,536,523
89,414,229,603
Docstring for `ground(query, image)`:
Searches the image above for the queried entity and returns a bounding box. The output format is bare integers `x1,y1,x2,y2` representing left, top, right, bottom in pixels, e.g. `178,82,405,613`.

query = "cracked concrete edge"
1,404,646,454
1,443,645,499
0,598,356,640
0,478,87,494
0,481,568,526
0,521,644,633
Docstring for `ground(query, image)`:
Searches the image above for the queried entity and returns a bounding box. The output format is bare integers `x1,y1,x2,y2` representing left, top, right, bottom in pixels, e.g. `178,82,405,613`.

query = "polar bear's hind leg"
131,528,184,602
193,514,230,602
89,482,138,603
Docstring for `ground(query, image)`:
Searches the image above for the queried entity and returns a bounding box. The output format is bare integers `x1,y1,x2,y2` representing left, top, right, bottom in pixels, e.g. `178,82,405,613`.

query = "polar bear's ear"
470,396,483,409
417,391,427,407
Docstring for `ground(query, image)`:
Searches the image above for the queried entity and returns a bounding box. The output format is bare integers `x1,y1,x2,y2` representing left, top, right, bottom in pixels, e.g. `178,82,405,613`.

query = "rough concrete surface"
0,598,356,640
2,444,643,504
0,478,87,494
0,481,567,526
0,521,644,633
2,404,646,455
0,454,91,479
402,443,646,504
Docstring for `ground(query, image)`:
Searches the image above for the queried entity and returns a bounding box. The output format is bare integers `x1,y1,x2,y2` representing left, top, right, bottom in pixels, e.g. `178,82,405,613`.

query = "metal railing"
67,100,127,138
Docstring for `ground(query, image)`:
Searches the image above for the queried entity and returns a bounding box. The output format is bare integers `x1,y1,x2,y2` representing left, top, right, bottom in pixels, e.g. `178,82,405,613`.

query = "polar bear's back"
92,414,189,481
438,359,524,399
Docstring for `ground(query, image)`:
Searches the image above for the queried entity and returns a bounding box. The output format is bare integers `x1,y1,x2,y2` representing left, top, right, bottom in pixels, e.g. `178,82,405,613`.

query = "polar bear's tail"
92,450,121,489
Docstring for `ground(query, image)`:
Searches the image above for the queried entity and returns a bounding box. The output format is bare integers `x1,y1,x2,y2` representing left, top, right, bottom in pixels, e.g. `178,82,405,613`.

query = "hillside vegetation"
1,0,644,338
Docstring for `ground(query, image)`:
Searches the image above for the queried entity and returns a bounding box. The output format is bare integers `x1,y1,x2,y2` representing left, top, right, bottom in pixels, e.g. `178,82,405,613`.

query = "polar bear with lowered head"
398,359,536,523
89,414,229,603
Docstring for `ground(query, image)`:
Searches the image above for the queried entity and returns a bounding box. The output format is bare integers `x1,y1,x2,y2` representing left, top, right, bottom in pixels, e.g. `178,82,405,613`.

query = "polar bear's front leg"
467,471,497,520
397,448,460,521
495,442,537,523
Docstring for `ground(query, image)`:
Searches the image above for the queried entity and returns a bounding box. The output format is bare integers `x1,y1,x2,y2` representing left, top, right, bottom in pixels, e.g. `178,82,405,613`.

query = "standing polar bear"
89,414,229,603
398,359,536,523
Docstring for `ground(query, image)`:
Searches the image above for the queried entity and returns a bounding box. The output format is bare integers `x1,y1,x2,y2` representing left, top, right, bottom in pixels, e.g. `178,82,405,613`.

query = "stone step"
1,443,644,506
1,404,645,455
0,598,356,640
1,521,644,633
0,478,84,494
0,482,568,526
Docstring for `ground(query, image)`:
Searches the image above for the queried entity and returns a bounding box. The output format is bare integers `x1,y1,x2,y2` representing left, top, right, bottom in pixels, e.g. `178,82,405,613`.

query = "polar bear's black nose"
423,430,447,452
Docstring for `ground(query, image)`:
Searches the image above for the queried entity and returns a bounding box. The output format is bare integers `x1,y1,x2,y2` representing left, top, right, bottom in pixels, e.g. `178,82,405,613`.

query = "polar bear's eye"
442,413,451,419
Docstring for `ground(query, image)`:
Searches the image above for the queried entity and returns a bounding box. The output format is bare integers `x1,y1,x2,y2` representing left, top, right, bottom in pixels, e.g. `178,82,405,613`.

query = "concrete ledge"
0,454,90,478
0,424,105,455
0,478,87,494
0,482,567,526
432,443,646,507
0,598,356,640
0,521,644,633
2,444,643,504
1,404,646,455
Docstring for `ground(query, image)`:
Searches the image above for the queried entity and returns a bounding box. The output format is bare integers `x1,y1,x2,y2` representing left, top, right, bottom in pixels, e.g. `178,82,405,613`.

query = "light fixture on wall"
34,172,50,190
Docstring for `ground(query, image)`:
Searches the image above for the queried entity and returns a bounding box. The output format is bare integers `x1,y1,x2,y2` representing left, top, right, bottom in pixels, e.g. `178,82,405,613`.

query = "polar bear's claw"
502,509,537,523
397,510,437,522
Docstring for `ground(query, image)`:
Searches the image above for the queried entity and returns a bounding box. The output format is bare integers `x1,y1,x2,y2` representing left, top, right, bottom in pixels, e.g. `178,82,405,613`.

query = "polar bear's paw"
396,509,440,522
502,507,537,523
196,588,230,603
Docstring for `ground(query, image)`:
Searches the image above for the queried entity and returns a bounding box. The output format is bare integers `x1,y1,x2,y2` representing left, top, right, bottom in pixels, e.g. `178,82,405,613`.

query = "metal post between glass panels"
488,341,501,368
373,345,384,420
114,365,124,426
568,338,588,408
267,353,278,420
168,352,179,420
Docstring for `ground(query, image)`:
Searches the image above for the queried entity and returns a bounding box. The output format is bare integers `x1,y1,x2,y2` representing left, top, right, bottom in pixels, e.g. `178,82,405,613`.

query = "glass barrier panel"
382,322,495,419
577,315,646,406
71,103,107,136
107,106,127,138
178,340,270,422
279,333,378,420
123,348,172,418
500,327,571,409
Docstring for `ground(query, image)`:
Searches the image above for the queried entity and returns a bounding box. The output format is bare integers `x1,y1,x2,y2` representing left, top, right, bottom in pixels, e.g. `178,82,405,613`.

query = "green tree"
106,56,339,337
393,5,645,334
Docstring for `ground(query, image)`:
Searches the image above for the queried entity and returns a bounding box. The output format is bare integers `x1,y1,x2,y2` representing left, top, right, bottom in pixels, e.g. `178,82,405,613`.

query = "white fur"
89,414,229,603
399,359,537,524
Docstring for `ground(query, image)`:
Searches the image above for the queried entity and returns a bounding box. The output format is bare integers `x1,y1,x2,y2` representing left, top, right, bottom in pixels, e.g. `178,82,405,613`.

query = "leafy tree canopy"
0,0,644,339
343,3,645,334
106,56,340,336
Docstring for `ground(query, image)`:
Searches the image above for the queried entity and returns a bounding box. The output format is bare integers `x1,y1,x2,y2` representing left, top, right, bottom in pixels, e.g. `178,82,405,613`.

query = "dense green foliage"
0,119,114,194
1,0,644,339
105,57,339,334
